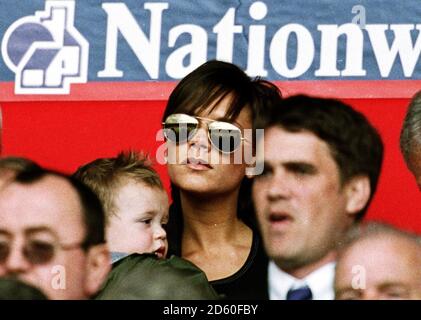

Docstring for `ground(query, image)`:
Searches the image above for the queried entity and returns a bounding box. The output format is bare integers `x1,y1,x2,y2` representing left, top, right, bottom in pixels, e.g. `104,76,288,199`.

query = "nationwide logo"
1,0,421,97
1,0,88,94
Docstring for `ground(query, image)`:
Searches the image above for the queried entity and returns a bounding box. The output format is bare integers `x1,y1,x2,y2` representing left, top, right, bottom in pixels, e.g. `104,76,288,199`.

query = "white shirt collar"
268,260,336,300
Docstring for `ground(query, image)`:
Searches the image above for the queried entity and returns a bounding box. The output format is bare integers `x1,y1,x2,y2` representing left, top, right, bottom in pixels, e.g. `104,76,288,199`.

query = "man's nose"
4,243,31,274
267,170,292,201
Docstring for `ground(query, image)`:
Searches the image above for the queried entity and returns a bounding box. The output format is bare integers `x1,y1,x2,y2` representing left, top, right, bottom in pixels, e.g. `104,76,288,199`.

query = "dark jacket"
95,253,220,300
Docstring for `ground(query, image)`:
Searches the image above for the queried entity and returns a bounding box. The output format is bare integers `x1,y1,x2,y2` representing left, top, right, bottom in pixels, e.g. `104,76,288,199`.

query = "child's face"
106,180,169,258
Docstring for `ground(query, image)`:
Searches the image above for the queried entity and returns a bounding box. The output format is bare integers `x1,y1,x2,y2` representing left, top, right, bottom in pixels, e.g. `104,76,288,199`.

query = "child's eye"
140,219,152,225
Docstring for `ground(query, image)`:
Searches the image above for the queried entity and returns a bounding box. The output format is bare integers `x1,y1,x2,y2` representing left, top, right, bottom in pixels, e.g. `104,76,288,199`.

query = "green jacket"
95,253,220,300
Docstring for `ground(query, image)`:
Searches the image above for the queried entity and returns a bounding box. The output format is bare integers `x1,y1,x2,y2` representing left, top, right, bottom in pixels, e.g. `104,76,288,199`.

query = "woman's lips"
184,158,213,170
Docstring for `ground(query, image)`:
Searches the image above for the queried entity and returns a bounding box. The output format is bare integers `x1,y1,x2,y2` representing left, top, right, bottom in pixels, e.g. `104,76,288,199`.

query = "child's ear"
344,175,371,217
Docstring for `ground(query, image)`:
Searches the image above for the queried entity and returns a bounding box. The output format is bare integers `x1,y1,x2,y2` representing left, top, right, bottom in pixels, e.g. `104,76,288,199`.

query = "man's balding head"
0,165,110,299
335,223,421,300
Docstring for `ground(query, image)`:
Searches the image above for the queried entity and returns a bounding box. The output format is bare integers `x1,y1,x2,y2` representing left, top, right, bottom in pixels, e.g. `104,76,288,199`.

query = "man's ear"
84,244,111,297
344,175,371,217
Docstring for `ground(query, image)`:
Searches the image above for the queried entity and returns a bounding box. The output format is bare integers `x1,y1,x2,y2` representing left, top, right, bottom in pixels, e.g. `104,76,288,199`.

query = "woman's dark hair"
162,60,281,130
162,60,282,255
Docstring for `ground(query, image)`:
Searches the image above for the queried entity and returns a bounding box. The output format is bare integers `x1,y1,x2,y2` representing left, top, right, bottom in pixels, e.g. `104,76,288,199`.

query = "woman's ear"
245,132,265,178
245,159,258,178
344,175,371,217
246,172,254,179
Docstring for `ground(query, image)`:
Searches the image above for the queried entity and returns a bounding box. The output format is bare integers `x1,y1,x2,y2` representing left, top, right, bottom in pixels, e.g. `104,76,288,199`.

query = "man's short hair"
73,151,164,220
0,156,41,173
400,91,421,165
257,95,384,221
11,164,106,248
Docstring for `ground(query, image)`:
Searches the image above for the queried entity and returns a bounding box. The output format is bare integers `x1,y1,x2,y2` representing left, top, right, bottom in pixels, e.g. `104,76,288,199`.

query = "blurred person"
0,107,2,155
400,90,421,189
74,151,169,262
0,164,110,299
161,60,282,299
335,222,421,300
252,95,383,299
0,277,48,300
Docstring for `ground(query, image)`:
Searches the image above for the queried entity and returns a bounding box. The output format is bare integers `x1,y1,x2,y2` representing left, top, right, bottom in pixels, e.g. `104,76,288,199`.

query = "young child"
73,151,169,263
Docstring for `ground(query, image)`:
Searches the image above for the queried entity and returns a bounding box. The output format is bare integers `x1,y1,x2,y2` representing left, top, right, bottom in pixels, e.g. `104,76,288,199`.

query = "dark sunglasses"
162,113,247,153
0,238,86,265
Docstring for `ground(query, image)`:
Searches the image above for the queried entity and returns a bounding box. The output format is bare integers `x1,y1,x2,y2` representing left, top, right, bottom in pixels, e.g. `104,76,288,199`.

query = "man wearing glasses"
0,164,110,299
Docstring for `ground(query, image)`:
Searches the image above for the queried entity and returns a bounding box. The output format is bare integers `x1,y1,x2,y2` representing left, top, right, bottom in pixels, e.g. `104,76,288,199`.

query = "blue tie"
286,285,313,300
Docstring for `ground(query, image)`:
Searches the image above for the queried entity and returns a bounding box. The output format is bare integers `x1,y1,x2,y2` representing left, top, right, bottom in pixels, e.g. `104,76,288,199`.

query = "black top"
210,229,269,300
167,201,269,300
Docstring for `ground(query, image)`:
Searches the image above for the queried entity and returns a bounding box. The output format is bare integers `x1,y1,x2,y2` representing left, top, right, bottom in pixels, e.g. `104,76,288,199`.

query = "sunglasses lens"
0,241,10,264
164,124,197,143
24,241,55,265
209,122,242,153
164,114,198,143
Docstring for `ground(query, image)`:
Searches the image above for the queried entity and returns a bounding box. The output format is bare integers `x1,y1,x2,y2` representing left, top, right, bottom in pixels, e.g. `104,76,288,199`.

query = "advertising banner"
1,0,421,99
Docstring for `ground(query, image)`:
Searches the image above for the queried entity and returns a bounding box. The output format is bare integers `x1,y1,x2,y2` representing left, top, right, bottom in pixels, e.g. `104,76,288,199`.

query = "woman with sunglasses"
162,60,282,299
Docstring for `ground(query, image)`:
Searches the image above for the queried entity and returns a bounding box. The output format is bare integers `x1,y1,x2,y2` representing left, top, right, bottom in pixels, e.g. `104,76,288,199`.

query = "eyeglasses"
0,238,86,265
162,113,247,153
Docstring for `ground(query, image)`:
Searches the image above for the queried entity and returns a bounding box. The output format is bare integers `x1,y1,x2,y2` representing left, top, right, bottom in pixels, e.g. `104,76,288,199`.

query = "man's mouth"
268,211,293,229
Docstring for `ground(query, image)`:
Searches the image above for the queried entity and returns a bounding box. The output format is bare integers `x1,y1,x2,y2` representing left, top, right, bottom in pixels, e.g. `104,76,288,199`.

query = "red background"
1,96,420,233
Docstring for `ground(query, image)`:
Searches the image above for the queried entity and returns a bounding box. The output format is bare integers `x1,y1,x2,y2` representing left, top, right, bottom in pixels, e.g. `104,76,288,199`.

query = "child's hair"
73,151,164,221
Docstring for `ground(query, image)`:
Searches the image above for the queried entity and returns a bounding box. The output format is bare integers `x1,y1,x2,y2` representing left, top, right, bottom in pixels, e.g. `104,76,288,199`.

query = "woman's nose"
188,125,210,151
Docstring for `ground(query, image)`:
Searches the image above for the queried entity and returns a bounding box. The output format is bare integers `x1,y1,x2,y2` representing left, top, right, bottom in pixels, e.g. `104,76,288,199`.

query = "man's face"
106,180,169,258
253,127,356,274
407,149,421,190
335,235,421,300
0,175,99,299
